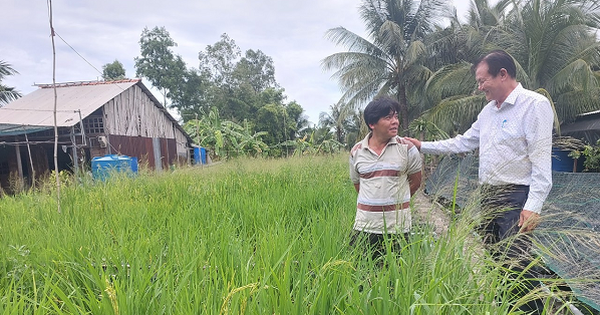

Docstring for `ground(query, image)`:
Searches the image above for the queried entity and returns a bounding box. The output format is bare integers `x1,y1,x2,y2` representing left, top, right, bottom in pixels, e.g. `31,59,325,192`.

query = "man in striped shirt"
349,97,422,258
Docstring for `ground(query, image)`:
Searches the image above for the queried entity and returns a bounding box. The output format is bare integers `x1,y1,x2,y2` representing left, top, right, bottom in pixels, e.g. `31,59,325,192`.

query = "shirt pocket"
496,120,525,147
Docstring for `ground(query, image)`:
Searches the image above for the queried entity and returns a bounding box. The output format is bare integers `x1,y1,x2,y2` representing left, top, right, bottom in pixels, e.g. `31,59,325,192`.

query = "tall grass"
0,154,586,314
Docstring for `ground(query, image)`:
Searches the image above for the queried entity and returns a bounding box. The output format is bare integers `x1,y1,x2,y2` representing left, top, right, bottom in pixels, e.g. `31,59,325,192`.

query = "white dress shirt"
421,83,553,213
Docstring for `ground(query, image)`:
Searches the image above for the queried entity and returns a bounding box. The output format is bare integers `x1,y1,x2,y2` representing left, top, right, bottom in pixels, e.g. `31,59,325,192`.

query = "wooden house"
0,79,194,191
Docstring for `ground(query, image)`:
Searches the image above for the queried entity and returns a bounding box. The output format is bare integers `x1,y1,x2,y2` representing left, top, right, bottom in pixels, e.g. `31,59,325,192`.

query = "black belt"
481,184,529,193
481,183,529,189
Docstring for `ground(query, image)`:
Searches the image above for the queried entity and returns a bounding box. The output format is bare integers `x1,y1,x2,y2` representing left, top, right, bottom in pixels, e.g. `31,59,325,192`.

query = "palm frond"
0,60,19,79
422,94,487,134
533,88,561,135
555,88,600,123
545,59,598,96
338,75,390,110
378,20,406,58
404,64,433,114
0,85,21,106
424,62,475,106
513,59,533,88
324,27,382,56
404,40,427,68
410,0,451,36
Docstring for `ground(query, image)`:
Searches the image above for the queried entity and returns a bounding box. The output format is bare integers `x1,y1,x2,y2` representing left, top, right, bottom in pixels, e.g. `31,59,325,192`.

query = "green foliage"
134,26,187,105
196,34,290,126
101,60,127,81
134,28,308,148
582,141,600,172
0,60,21,105
570,139,600,172
408,117,450,141
254,99,306,147
232,49,279,93
183,107,269,160
319,102,349,144
279,132,345,157
317,103,370,150
172,68,213,121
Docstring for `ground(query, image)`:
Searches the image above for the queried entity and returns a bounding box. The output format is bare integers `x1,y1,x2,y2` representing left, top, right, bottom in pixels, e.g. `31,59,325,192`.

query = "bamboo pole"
48,0,61,213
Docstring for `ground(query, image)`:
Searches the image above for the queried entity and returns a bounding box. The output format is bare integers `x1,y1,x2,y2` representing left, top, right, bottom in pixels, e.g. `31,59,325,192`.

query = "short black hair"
471,49,517,78
363,97,400,131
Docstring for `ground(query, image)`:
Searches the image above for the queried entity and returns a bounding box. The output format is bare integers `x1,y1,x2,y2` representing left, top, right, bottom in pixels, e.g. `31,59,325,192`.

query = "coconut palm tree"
505,0,600,123
322,0,450,133
0,60,21,106
421,0,600,135
344,109,369,148
318,102,350,144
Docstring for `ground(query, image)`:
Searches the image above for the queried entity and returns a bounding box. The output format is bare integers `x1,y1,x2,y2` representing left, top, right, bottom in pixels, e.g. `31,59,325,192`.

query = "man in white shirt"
406,50,553,313
408,49,553,239
349,97,422,259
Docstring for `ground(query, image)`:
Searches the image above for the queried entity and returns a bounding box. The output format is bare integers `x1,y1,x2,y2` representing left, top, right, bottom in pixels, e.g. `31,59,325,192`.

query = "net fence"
425,154,600,311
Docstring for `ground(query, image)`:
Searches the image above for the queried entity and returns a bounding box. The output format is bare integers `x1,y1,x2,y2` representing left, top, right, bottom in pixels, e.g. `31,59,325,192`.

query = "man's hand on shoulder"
404,137,422,151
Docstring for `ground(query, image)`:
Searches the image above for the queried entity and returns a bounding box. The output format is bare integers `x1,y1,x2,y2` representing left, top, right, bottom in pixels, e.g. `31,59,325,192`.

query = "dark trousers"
349,231,408,261
480,184,529,250
480,184,544,314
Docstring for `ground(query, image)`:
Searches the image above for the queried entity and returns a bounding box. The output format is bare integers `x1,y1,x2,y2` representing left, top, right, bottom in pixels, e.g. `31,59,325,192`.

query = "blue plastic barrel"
91,154,138,180
193,147,207,165
551,148,584,172
200,147,207,164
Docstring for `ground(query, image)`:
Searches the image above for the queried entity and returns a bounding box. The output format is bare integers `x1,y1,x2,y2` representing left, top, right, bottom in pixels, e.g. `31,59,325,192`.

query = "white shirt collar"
492,83,523,109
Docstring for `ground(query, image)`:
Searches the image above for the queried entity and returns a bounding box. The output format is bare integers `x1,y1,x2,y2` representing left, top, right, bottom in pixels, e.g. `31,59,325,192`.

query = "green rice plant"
0,154,590,314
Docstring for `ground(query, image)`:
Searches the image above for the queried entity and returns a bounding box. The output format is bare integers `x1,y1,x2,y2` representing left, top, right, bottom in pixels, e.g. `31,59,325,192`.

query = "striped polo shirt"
349,133,422,234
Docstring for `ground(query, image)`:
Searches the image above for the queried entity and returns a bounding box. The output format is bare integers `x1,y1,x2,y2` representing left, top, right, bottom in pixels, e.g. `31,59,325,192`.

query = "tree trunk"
397,84,410,136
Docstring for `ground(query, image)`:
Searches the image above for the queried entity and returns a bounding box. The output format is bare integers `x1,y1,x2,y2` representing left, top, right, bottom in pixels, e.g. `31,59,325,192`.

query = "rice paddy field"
0,154,586,314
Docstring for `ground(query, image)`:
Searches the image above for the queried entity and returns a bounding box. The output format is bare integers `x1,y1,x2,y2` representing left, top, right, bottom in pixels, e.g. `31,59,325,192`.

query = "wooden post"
24,131,36,189
15,144,24,188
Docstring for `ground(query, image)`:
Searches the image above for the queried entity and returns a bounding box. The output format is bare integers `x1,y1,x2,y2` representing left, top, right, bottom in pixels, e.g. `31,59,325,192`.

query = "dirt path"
413,191,450,235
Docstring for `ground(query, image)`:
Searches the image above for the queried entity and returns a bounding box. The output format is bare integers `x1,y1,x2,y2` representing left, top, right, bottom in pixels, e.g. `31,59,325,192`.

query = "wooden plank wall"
108,135,178,169
102,84,189,160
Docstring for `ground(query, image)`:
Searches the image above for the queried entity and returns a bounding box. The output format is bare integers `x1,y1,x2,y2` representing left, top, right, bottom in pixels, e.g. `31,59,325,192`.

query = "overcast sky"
1,0,471,125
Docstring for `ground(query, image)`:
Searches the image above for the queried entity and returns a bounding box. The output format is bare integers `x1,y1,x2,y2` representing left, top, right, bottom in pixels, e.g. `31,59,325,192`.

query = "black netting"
425,155,600,311
424,154,479,208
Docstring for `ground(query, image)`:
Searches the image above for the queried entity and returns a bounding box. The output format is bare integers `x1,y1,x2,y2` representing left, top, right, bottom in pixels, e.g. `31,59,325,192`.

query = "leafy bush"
569,139,600,172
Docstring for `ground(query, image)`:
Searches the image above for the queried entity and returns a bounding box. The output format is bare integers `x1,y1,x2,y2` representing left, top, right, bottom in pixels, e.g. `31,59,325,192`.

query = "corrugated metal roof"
0,124,51,136
0,79,139,128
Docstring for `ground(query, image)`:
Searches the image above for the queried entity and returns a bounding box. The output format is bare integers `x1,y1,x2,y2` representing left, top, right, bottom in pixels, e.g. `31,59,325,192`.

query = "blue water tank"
193,147,207,165
552,148,584,172
91,154,138,180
